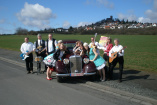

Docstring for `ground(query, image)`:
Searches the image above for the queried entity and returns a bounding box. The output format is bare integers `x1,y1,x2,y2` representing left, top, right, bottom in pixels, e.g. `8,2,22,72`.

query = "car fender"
55,61,67,74
83,62,97,73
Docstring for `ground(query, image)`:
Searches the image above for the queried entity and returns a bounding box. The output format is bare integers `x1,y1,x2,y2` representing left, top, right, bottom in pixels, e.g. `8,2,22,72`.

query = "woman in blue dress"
83,42,106,81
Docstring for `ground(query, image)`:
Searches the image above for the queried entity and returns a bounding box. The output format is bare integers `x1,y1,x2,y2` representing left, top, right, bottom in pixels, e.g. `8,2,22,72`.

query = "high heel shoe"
101,79,105,82
100,77,102,81
101,78,106,82
50,78,53,80
46,77,51,80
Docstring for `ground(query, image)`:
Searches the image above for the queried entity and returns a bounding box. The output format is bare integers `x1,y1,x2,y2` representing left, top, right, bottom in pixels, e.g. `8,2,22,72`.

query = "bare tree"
15,27,28,35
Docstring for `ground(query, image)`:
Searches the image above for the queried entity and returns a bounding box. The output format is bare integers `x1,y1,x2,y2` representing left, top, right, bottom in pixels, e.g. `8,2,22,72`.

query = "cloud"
117,13,137,21
117,12,153,23
138,17,150,23
143,0,152,4
85,0,114,9
16,2,56,29
154,0,157,11
142,0,157,23
0,27,13,34
144,9,157,23
0,19,5,24
116,0,157,23
96,0,114,9
77,22,92,27
62,21,70,29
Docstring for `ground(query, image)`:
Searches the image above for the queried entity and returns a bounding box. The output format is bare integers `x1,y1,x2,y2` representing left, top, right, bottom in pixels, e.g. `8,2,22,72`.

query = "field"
0,34,157,73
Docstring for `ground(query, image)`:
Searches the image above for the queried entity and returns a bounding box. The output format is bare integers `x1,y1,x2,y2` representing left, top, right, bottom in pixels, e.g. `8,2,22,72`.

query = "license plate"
70,73,84,77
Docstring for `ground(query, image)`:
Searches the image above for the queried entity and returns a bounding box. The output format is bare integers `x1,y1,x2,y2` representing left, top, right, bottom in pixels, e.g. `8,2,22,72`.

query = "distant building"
56,28,63,32
152,23,157,27
118,25,123,29
62,29,69,32
110,26,116,29
106,16,114,23
104,26,110,29
85,27,93,30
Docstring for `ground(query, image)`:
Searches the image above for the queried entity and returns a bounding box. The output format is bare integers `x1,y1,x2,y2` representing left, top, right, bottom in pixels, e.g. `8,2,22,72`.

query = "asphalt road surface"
0,57,141,105
1,48,157,105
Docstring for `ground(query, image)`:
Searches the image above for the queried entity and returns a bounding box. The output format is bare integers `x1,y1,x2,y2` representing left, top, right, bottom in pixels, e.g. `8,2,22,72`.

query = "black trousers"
36,52,47,70
110,56,124,80
25,53,33,71
103,54,111,79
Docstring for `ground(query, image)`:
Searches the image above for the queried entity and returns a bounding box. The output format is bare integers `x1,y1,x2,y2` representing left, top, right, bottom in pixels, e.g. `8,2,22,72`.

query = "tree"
28,30,37,35
15,27,28,35
68,26,73,32
126,19,129,24
121,19,126,24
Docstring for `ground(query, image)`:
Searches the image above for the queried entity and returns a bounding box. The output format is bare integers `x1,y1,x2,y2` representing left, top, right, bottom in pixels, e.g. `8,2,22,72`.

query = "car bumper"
56,72,96,77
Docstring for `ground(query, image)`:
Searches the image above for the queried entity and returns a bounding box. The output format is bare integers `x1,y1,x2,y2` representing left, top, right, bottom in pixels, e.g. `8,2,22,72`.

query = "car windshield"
64,43,76,50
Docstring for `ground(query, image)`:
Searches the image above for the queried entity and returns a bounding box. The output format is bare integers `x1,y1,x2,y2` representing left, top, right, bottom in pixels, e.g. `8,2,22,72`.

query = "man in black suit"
34,34,47,72
46,34,58,55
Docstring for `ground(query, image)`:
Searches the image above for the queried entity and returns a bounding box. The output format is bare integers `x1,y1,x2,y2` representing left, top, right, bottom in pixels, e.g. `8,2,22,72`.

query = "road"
0,55,142,105
0,48,157,105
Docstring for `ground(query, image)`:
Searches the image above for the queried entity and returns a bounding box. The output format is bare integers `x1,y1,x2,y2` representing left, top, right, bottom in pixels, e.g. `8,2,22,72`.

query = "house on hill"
104,26,110,29
152,23,157,27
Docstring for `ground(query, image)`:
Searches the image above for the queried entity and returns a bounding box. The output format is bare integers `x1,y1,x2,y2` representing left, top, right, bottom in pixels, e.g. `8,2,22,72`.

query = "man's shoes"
118,79,122,83
30,70,34,74
27,71,30,74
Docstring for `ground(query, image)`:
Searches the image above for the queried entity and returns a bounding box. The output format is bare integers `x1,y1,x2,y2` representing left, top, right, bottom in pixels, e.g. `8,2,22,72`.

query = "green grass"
0,34,157,73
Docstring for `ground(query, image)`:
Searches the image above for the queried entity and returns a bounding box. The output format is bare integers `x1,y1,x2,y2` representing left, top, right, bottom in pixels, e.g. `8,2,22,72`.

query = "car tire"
57,76,64,83
89,75,96,81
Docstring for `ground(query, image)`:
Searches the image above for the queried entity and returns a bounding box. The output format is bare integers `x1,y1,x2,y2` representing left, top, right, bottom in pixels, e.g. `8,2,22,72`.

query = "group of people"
20,34,70,80
72,37,124,82
20,33,125,83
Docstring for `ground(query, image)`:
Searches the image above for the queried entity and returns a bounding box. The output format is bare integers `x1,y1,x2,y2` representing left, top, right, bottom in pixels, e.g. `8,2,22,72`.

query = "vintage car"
55,40,97,82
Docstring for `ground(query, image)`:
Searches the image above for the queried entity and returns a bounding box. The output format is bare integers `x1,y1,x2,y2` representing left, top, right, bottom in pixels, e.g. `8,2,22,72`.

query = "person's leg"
109,58,118,80
118,56,124,82
49,70,52,79
98,70,102,80
103,54,109,79
29,53,33,73
42,53,47,72
102,68,106,81
46,67,50,79
25,58,30,73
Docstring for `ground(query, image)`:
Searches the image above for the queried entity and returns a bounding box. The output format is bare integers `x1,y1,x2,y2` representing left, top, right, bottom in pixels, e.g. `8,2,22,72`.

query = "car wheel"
89,75,96,81
57,76,64,83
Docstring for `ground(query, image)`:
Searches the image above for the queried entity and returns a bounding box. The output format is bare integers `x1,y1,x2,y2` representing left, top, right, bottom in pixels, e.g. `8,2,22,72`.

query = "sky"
0,0,157,34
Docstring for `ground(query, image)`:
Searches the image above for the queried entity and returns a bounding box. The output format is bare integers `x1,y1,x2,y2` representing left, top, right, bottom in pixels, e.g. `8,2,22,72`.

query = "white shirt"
45,39,58,53
33,40,43,50
20,42,34,53
109,45,124,57
38,39,42,46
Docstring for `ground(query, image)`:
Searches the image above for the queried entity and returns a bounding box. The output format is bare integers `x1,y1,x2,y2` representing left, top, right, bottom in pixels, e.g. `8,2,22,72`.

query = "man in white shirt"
109,38,124,82
20,37,34,74
45,34,58,55
33,34,47,72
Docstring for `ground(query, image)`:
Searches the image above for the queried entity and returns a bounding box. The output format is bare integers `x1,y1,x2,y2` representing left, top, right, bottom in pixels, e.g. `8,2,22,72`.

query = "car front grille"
69,55,82,73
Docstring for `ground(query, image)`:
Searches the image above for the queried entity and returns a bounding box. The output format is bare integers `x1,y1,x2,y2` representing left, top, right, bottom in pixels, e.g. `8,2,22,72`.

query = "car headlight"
83,58,89,64
63,58,69,64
